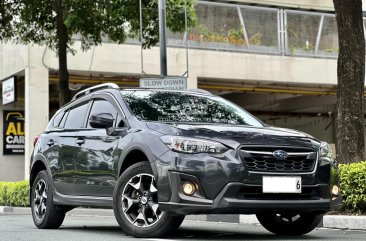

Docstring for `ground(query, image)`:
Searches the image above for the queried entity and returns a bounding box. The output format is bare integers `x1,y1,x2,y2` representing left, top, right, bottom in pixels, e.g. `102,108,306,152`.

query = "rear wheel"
31,170,66,229
113,162,184,238
256,213,323,235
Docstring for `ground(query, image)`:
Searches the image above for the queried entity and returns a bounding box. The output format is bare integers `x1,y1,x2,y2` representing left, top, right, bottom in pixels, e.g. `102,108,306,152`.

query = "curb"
1,206,366,230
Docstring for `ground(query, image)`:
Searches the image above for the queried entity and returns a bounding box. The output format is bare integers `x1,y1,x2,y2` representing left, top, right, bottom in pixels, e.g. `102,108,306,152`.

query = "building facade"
0,0,364,181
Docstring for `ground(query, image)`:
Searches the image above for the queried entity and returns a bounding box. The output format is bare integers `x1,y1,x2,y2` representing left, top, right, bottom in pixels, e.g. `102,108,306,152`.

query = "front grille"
239,146,317,173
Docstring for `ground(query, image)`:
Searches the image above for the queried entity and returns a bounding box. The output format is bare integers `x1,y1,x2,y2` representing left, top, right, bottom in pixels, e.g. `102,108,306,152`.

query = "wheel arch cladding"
30,160,47,187
119,149,157,178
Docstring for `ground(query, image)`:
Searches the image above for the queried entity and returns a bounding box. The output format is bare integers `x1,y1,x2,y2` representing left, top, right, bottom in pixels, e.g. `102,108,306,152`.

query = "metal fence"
117,1,361,59
171,1,340,58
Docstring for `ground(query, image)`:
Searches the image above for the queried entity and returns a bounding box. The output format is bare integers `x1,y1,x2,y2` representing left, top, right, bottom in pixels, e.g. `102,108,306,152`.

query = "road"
0,214,365,241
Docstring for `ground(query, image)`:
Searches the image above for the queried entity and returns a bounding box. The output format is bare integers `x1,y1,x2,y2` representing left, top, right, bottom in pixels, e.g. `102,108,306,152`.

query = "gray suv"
30,83,341,238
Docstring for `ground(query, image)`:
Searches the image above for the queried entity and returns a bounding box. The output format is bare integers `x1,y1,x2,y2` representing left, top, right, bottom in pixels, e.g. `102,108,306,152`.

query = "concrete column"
187,74,198,89
24,46,49,179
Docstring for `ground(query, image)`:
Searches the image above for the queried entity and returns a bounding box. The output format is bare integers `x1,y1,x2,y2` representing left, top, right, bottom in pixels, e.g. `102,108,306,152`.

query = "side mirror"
89,113,114,129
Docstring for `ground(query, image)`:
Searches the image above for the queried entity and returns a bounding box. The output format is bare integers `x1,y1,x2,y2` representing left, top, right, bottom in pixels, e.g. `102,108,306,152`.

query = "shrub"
339,161,366,212
0,180,29,207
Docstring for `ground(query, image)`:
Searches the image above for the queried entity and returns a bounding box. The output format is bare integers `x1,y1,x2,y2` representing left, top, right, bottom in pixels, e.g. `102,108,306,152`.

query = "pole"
159,0,168,77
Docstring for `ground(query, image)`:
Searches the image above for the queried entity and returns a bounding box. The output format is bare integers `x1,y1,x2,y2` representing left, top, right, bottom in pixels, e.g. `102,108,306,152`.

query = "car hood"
146,122,320,149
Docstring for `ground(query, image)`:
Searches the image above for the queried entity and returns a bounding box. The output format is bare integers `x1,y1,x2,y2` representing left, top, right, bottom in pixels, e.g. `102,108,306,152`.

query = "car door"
45,101,91,195
73,95,126,196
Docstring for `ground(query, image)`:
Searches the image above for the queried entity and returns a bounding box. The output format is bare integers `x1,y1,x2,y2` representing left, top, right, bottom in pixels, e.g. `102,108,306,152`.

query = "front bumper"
155,149,341,215
159,179,342,215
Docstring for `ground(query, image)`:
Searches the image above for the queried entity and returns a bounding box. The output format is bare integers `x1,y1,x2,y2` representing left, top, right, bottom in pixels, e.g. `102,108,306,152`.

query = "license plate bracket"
262,176,302,193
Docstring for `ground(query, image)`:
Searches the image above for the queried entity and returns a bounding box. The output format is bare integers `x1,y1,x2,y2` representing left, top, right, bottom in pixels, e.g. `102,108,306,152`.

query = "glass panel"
286,12,321,56
318,16,338,57
188,4,244,51
241,7,279,53
64,102,89,129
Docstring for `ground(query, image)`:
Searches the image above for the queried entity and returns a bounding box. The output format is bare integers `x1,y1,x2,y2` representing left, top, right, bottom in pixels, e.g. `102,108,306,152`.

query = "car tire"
31,170,66,229
256,213,323,235
113,162,185,238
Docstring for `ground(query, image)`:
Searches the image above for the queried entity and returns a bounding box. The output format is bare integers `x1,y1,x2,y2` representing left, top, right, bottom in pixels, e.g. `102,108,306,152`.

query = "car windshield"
120,90,263,127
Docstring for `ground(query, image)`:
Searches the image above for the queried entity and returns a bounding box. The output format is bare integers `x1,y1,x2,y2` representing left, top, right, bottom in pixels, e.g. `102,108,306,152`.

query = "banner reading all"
3,110,25,155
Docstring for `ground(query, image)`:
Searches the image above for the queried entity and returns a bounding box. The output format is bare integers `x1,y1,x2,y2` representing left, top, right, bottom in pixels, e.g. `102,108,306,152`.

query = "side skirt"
53,191,113,208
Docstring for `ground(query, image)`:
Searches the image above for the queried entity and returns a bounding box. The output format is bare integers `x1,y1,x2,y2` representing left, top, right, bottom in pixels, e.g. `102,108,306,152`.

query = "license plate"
262,176,302,193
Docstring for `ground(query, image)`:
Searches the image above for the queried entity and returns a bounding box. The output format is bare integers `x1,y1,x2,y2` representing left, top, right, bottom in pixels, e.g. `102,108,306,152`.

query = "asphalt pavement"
0,213,365,241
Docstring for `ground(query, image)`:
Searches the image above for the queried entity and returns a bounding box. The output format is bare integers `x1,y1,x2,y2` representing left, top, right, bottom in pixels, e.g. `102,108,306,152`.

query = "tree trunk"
333,0,365,164
56,0,71,107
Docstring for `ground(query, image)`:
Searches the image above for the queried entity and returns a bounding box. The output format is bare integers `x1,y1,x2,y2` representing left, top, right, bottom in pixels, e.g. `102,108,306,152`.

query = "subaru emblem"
273,150,288,160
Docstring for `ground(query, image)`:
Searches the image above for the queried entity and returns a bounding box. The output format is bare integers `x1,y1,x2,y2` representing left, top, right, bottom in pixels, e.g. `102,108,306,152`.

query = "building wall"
42,43,338,86
0,44,27,80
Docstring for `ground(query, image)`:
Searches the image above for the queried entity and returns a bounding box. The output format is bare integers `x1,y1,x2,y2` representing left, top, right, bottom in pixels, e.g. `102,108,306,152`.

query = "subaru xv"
30,83,341,238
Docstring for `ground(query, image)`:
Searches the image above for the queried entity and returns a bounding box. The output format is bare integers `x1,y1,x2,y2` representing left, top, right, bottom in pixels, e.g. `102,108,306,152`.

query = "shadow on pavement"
58,224,326,240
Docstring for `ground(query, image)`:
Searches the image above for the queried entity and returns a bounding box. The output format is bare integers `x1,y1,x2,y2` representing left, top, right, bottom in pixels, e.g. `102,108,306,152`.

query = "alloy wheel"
121,173,164,227
33,179,47,221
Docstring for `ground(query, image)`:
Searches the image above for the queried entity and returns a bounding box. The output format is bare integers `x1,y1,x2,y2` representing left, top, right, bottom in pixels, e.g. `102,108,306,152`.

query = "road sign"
139,77,187,90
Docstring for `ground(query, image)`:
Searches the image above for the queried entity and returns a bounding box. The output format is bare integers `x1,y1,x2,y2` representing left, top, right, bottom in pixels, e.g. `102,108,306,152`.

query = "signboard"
2,77,17,105
140,77,187,90
3,110,25,155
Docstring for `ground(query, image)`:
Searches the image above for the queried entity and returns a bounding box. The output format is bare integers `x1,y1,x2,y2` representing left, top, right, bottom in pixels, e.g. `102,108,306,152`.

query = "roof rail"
72,83,119,101
189,89,212,95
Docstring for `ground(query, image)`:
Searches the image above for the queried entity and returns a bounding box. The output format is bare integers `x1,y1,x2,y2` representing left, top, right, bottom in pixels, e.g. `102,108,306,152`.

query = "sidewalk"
1,206,365,230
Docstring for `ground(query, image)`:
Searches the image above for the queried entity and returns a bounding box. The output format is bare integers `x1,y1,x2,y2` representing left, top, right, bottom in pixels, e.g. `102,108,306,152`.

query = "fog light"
332,185,340,196
182,182,196,196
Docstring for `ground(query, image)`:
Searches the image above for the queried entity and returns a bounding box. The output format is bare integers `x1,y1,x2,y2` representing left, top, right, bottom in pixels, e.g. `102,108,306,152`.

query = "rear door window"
64,102,90,129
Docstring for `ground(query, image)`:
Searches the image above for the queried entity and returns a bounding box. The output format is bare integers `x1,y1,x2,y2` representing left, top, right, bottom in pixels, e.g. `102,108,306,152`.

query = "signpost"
140,77,187,90
139,0,188,90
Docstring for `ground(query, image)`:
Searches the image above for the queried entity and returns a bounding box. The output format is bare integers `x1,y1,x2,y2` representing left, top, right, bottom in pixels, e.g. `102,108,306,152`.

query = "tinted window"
87,99,119,128
121,90,263,127
64,102,89,129
59,111,68,128
50,111,64,128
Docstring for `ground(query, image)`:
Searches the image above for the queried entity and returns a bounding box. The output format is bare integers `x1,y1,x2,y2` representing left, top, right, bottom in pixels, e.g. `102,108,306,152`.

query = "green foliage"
0,181,29,207
339,161,366,212
0,0,197,50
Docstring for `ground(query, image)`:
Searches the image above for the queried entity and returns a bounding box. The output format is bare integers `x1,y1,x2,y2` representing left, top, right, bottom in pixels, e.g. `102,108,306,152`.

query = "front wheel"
256,213,323,236
113,162,185,238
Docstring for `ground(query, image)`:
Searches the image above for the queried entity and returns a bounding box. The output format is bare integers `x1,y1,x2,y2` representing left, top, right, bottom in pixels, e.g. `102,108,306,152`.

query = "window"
63,102,89,129
50,111,64,128
87,99,119,128
59,111,68,128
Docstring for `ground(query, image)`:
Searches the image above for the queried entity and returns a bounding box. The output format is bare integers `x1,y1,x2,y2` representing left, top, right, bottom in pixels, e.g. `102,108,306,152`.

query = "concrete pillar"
24,46,49,179
187,74,198,89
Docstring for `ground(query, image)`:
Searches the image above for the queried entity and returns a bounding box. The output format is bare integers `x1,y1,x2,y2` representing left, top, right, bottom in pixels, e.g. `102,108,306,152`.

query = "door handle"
46,139,55,147
76,138,85,146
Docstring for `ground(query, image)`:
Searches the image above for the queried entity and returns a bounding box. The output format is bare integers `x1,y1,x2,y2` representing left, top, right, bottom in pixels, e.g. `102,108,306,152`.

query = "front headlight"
160,136,228,154
320,141,333,158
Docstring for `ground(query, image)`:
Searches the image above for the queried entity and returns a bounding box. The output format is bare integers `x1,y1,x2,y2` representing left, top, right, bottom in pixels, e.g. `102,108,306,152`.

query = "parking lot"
1,213,365,241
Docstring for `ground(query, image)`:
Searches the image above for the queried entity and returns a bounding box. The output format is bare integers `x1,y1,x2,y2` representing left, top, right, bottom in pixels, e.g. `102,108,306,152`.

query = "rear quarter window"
52,111,64,128
63,102,89,129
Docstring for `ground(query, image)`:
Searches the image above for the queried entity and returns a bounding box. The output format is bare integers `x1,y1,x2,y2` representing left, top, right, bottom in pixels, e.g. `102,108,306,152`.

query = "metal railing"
102,1,364,59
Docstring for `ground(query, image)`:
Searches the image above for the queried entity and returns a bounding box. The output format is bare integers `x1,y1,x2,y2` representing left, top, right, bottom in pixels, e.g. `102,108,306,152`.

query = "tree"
0,0,196,106
333,0,365,164
0,1,16,39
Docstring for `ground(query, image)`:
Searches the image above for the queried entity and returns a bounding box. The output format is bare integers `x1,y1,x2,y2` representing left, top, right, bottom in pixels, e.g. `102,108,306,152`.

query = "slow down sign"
139,77,187,90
